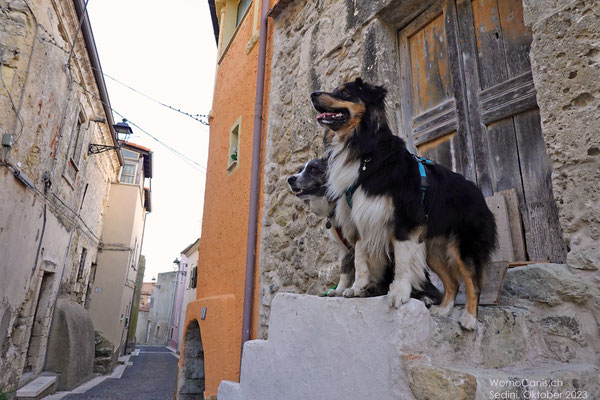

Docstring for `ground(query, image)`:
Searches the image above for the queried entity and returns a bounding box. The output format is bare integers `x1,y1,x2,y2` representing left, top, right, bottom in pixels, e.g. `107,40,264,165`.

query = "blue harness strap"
413,154,434,201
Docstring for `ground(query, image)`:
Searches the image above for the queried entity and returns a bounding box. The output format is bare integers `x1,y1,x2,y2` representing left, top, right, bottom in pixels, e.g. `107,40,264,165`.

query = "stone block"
223,294,432,400
568,246,599,271
15,374,56,399
502,263,589,306
476,363,600,400
408,365,477,400
44,299,95,390
217,381,243,400
539,315,585,344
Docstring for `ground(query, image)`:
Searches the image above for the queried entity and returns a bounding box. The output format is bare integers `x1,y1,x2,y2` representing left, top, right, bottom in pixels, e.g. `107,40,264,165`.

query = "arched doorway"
176,319,205,399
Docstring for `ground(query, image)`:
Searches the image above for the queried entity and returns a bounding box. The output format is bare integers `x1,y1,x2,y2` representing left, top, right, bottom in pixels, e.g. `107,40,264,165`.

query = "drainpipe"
241,0,269,356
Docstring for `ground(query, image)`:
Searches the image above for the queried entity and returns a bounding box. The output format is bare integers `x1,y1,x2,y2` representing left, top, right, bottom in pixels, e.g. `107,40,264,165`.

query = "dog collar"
344,156,371,208
345,183,358,208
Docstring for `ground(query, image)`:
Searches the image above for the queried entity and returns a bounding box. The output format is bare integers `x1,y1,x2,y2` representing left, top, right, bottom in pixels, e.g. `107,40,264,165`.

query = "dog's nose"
287,176,297,185
310,91,322,99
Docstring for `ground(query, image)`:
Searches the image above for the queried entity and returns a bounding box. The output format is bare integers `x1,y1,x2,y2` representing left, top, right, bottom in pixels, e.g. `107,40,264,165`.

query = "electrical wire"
113,110,208,173
22,16,210,126
67,0,91,67
0,57,25,142
72,79,207,173
103,73,209,125
4,162,102,244
8,2,208,173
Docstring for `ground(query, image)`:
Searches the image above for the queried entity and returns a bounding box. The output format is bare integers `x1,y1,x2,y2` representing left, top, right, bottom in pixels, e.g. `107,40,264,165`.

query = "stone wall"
259,0,430,338
258,0,600,337
522,0,600,272
0,0,119,390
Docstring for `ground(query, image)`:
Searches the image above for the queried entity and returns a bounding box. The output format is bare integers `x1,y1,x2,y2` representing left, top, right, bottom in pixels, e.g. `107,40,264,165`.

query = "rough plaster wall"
146,272,177,346
0,0,119,390
523,0,600,272
258,0,429,337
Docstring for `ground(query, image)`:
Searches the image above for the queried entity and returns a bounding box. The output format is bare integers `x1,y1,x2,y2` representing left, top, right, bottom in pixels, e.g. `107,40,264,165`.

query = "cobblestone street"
55,346,178,400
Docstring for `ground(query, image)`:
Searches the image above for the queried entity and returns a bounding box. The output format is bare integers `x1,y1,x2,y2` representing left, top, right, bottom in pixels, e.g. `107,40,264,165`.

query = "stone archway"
176,320,205,399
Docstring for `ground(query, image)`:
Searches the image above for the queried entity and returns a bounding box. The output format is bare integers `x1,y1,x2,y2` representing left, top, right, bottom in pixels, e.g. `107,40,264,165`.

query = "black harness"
344,153,434,209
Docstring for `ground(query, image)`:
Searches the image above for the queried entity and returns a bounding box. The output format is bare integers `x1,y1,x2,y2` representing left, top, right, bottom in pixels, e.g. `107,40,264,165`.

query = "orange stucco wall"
180,0,275,397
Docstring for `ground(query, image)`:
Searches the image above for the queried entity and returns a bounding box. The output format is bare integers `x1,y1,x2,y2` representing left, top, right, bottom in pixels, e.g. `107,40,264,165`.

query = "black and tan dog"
310,78,497,330
288,157,442,303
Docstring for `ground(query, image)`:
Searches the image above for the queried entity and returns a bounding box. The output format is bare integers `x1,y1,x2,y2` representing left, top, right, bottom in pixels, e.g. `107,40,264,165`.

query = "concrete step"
221,294,432,400
16,374,57,400
218,292,600,400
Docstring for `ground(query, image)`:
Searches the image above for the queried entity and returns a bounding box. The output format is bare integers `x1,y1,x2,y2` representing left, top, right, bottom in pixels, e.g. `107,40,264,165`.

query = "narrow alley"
46,346,178,400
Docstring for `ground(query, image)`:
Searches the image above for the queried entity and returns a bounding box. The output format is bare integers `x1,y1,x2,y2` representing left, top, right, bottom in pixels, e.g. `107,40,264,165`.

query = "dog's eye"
341,89,350,97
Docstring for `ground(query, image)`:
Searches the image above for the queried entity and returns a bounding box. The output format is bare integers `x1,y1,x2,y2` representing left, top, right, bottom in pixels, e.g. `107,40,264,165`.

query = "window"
77,248,87,280
236,0,251,26
120,149,139,184
227,118,241,173
63,109,88,185
218,0,253,61
190,266,197,289
71,110,87,169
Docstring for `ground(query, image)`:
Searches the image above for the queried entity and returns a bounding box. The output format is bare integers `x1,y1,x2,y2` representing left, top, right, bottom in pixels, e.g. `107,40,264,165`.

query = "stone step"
219,290,599,400
93,356,114,374
470,363,600,400
403,362,600,400
430,304,595,368
94,346,113,357
16,374,57,400
220,294,435,400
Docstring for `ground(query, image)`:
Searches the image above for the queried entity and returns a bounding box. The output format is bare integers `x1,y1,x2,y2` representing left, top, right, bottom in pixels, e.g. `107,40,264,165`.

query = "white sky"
87,0,217,281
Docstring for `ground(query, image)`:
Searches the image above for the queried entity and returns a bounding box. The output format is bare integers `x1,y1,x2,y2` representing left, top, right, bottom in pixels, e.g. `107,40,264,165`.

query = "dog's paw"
430,303,453,317
342,288,356,297
327,288,340,297
387,281,411,308
459,311,477,331
420,296,434,307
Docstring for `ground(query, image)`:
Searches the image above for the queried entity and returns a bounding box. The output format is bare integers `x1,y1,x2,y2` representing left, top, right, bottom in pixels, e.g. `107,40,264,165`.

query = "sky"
87,0,217,281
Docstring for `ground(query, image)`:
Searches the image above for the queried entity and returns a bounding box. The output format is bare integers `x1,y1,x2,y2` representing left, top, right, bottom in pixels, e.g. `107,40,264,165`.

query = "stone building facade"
0,0,121,392
258,0,600,337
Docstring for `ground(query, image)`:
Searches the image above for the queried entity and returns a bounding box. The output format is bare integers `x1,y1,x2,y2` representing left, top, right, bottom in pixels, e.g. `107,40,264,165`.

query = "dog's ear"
359,81,387,105
354,77,363,86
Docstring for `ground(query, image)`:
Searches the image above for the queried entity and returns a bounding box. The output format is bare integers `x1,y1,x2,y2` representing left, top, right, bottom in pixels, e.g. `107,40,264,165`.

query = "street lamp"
88,119,133,155
114,119,133,139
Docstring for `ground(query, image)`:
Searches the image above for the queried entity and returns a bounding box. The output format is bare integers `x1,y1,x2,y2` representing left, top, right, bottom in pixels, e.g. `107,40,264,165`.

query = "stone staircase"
219,263,600,400
93,333,116,375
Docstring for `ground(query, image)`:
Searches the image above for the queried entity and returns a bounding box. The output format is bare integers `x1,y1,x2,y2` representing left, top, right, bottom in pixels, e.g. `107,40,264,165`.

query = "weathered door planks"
398,0,566,263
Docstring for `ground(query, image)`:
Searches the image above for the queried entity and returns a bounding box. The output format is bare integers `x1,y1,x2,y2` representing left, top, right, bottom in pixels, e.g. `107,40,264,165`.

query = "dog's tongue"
317,112,337,120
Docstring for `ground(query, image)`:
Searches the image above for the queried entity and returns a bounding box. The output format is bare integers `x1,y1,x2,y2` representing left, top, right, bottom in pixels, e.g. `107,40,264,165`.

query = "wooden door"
399,2,476,182
398,0,566,262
